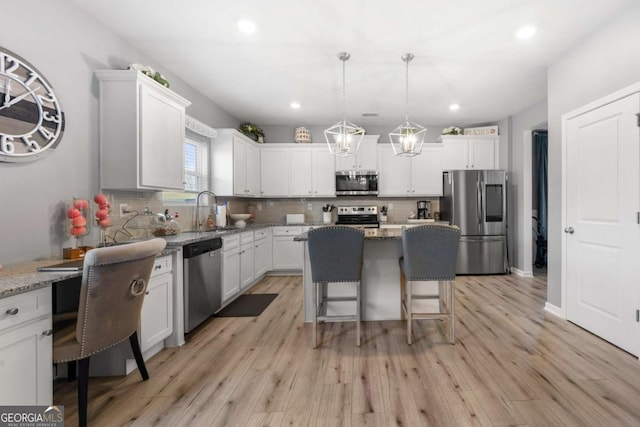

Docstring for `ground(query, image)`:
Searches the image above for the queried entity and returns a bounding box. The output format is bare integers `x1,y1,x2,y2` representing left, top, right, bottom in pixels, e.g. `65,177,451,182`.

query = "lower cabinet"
140,261,173,353
240,242,255,290
0,287,52,405
272,226,304,270
254,237,271,277
222,235,241,303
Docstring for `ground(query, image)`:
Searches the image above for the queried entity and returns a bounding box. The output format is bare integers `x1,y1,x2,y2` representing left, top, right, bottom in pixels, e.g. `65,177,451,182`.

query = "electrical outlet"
257,203,262,211
388,203,394,210
307,203,313,212
119,203,130,217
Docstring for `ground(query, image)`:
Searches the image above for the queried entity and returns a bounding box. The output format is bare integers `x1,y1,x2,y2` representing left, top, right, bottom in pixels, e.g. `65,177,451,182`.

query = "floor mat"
215,293,278,317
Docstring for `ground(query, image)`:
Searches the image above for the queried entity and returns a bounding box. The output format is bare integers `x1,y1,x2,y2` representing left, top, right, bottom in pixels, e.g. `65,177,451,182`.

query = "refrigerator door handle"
476,180,482,227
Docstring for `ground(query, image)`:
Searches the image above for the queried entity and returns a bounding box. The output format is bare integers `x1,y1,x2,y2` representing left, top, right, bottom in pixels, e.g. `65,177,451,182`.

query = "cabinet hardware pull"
154,264,162,270
42,329,53,336
564,227,574,234
5,308,19,316
145,291,150,295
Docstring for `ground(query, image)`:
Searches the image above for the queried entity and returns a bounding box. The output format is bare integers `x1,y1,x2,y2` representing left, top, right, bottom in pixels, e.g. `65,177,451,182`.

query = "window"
163,117,217,204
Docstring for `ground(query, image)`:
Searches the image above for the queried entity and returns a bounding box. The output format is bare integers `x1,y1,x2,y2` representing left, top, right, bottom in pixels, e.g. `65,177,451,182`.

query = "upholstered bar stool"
307,226,365,348
53,238,166,427
399,224,460,344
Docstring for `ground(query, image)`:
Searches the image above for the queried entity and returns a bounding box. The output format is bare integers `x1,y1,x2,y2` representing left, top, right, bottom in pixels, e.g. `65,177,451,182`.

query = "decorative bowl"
230,213,251,228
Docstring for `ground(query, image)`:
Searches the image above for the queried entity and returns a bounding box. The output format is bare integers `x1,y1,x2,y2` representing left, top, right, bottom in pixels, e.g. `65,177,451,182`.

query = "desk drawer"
151,256,172,278
0,288,51,331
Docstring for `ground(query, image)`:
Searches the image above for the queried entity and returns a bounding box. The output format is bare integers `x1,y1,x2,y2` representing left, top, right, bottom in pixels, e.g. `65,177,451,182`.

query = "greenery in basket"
238,123,265,142
442,126,463,135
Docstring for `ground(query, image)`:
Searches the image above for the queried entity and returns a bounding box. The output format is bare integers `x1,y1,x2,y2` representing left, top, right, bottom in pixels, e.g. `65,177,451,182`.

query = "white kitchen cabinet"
272,226,304,270
239,232,255,290
261,147,290,196
377,144,443,196
140,255,173,353
0,287,52,405
211,129,261,197
289,148,313,196
254,228,272,278
222,235,241,303
311,145,336,196
334,135,379,171
96,70,191,191
440,135,498,170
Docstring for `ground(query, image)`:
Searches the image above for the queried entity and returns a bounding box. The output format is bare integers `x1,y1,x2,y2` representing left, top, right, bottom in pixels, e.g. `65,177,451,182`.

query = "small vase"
295,127,312,143
323,212,332,224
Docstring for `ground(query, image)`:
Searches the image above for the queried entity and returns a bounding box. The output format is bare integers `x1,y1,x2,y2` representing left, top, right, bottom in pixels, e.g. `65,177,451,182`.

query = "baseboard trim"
511,267,533,277
544,302,564,318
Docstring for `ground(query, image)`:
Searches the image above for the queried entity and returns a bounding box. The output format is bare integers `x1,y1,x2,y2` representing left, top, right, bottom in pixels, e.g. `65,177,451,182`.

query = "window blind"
184,132,209,192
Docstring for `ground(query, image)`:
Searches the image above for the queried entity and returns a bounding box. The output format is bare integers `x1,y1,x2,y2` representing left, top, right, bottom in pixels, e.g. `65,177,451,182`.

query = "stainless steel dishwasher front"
183,237,223,333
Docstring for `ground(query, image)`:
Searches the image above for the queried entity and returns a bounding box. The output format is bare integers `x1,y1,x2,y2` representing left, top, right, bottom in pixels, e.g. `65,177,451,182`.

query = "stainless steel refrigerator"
440,170,509,274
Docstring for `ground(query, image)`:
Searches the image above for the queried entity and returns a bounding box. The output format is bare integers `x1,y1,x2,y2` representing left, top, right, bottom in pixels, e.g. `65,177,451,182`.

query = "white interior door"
565,93,640,356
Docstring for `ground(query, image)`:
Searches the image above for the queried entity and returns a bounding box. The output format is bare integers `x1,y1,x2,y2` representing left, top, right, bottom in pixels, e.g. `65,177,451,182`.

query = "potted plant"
238,123,265,143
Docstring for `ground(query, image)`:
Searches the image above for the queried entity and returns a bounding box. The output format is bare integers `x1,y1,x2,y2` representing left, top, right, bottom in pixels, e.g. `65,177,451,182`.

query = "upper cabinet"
440,135,499,170
260,144,335,197
211,129,261,197
96,70,191,191
377,144,443,197
334,135,379,171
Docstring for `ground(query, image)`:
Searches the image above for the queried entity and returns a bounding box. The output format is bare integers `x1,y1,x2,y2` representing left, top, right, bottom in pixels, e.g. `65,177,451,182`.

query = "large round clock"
0,47,65,162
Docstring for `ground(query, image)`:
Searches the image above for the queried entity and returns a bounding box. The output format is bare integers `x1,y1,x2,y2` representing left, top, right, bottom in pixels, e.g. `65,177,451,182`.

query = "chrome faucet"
195,190,217,232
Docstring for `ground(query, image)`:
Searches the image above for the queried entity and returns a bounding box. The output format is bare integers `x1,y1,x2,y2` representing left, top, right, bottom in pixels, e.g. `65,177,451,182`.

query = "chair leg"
356,281,361,347
312,282,318,349
449,280,455,344
400,270,406,320
67,360,77,382
78,357,90,427
407,280,413,345
129,331,149,380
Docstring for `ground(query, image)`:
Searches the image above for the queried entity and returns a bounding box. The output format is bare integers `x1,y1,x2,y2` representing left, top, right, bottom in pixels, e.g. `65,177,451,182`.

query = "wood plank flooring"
54,273,640,426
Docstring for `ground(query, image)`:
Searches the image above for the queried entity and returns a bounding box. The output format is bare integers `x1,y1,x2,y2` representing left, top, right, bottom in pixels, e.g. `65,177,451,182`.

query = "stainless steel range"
335,206,379,228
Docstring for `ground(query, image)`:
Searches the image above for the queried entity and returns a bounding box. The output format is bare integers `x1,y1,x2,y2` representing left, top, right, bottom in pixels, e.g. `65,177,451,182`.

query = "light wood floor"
54,274,640,426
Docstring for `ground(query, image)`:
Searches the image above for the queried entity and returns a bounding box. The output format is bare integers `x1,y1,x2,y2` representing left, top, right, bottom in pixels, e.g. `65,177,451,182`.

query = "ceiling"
71,0,632,127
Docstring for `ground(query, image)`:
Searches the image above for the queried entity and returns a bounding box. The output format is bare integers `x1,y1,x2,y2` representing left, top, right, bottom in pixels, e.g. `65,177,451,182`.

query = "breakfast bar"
296,227,438,322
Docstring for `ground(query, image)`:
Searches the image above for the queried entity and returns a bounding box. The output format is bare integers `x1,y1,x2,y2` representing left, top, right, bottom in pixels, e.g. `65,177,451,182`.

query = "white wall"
508,100,547,274
547,4,640,306
0,0,239,265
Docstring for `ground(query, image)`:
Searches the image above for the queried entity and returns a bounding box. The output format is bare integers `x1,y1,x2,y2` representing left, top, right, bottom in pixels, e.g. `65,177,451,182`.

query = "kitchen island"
296,228,421,322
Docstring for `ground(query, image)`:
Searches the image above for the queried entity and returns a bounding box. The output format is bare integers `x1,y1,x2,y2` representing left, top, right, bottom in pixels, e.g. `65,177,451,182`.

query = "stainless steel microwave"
335,171,378,196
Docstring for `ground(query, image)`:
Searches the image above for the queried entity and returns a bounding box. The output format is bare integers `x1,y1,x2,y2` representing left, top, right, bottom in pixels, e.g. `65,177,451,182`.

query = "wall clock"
0,47,65,162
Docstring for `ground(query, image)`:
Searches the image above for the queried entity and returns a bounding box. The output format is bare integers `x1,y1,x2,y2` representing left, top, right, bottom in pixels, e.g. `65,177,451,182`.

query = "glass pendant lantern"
324,52,365,156
389,53,426,156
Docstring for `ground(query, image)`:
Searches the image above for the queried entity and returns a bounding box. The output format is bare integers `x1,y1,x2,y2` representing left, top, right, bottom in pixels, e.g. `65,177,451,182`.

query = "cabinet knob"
145,291,150,295
42,329,53,336
5,308,18,316
564,227,575,234
154,264,162,270
308,191,312,194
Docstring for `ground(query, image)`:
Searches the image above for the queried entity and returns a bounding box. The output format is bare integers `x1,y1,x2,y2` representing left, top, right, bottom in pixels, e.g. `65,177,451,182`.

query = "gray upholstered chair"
307,226,365,348
399,224,460,344
53,238,166,427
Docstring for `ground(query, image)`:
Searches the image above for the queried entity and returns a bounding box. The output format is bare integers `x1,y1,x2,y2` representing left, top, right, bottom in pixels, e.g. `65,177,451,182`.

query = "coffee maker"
417,200,431,219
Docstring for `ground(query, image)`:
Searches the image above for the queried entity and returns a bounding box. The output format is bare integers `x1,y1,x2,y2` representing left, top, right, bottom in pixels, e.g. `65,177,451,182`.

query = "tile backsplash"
104,191,440,242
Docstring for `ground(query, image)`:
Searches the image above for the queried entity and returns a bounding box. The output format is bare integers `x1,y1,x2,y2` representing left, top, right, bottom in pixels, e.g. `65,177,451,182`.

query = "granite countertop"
0,247,178,299
294,227,403,241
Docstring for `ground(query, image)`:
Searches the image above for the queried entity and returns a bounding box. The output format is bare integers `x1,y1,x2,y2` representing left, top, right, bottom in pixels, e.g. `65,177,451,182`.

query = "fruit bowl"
230,213,251,228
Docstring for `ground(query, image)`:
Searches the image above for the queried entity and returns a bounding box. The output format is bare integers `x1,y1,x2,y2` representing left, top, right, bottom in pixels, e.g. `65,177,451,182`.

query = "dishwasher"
183,237,223,333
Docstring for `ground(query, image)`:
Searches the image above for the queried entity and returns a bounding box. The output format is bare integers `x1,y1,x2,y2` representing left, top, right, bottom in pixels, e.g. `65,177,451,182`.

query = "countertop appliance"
335,206,379,228
440,170,509,274
335,171,378,196
183,237,222,333
417,200,431,219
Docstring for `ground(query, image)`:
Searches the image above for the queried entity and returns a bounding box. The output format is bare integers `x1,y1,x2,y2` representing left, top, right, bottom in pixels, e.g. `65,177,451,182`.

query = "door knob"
564,227,574,234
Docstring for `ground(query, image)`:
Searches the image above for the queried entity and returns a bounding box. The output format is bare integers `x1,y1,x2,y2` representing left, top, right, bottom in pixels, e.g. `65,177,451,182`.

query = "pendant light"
324,52,365,156
389,53,426,156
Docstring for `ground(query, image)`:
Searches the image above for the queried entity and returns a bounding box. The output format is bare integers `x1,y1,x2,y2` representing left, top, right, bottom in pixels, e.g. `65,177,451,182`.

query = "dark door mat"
216,294,278,317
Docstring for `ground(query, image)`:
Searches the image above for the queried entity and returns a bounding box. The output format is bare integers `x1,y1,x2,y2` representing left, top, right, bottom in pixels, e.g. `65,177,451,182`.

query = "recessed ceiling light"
237,19,257,34
449,104,460,111
290,102,301,109
516,25,537,40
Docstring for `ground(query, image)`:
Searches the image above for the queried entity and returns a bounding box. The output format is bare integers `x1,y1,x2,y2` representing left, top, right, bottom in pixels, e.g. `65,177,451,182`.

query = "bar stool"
399,224,460,344
307,226,365,348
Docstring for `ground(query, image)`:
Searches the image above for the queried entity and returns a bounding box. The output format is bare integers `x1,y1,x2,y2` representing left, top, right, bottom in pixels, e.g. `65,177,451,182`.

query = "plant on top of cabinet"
238,123,265,143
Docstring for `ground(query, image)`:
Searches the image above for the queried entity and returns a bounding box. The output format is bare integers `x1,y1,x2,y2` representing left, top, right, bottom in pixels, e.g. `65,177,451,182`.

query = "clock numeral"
22,135,41,153
3,56,20,76
43,111,61,124
1,135,16,154
37,92,56,104
24,72,38,87
38,126,55,141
